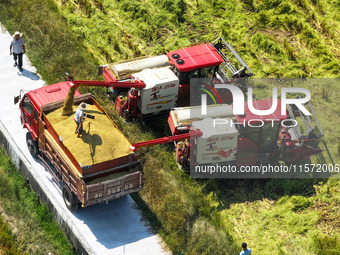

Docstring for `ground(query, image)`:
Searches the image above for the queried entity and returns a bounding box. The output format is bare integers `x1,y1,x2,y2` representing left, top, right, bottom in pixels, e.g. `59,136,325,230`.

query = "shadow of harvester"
81,122,103,164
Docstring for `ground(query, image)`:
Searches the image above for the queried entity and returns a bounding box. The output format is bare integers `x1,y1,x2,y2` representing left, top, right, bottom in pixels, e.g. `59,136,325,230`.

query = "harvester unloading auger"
61,72,146,116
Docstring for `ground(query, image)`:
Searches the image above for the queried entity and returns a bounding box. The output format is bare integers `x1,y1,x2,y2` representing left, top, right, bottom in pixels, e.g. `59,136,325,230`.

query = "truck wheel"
26,132,39,158
62,185,80,211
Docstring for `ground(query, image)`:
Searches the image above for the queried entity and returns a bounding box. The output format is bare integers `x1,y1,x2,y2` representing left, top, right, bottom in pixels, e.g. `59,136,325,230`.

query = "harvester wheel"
26,132,39,158
62,185,80,211
123,110,133,123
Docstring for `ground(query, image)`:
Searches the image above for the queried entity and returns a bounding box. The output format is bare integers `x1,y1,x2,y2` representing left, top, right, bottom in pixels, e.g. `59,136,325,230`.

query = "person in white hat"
74,102,88,137
10,31,26,72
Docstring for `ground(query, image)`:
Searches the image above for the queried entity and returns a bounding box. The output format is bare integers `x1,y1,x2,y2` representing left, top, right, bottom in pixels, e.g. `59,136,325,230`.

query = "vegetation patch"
0,148,74,254
0,216,24,254
224,179,340,254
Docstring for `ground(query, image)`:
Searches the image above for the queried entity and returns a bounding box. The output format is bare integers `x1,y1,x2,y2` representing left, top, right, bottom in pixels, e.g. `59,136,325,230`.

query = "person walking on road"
10,31,25,72
240,242,251,255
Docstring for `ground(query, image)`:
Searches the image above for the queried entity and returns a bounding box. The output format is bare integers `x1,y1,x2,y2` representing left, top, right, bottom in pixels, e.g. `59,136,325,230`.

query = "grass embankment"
225,179,340,254
0,148,74,254
1,0,340,254
0,0,98,84
0,216,23,254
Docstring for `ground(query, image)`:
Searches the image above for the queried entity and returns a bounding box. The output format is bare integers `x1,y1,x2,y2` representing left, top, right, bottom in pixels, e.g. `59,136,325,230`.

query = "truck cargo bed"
40,95,139,179
46,104,131,166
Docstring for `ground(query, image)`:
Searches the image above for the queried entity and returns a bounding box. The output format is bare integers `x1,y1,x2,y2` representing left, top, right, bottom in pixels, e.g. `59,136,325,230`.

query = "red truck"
15,81,143,211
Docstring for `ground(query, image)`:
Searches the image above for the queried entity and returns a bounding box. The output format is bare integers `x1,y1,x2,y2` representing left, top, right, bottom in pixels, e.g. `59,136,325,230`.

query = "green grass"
0,216,24,254
0,0,98,84
51,0,340,78
1,0,340,254
222,179,340,254
0,147,75,254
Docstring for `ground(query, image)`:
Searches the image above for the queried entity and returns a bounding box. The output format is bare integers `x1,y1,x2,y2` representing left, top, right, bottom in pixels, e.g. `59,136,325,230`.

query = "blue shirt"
240,248,251,255
11,38,25,54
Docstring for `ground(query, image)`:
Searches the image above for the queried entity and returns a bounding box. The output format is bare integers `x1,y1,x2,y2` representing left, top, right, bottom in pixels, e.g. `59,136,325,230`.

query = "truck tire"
26,132,39,158
62,185,80,211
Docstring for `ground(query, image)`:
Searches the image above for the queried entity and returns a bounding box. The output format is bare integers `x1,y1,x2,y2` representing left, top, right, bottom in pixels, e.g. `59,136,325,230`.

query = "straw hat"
13,31,21,37
78,102,88,111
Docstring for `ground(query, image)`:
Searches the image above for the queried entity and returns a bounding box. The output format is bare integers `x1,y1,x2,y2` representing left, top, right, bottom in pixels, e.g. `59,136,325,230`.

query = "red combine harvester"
98,37,253,121
163,99,324,168
126,98,324,168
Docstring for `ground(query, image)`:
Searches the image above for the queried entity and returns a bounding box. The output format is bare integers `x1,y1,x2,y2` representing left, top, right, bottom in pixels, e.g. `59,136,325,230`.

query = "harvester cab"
167,37,253,106
167,37,253,85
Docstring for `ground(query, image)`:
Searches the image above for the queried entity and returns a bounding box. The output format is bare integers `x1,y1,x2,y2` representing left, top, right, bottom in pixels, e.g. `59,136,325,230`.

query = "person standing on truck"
240,242,251,255
10,31,25,72
74,102,87,137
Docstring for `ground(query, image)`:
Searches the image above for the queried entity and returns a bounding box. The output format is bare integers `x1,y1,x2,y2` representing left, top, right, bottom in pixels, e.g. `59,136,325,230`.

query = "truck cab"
20,94,38,140
17,82,81,157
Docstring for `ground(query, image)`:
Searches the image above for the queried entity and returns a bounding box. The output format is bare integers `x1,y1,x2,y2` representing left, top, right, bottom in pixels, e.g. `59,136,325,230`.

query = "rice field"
0,0,339,253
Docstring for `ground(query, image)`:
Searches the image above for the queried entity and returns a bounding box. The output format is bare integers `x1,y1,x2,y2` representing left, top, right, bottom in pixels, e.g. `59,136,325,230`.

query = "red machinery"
115,98,324,169
164,99,324,167
14,82,144,210
98,37,253,121
129,128,203,152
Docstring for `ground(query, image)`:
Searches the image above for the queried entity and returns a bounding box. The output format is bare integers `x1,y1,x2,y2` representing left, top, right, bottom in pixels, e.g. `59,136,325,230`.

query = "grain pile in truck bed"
46,104,132,166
